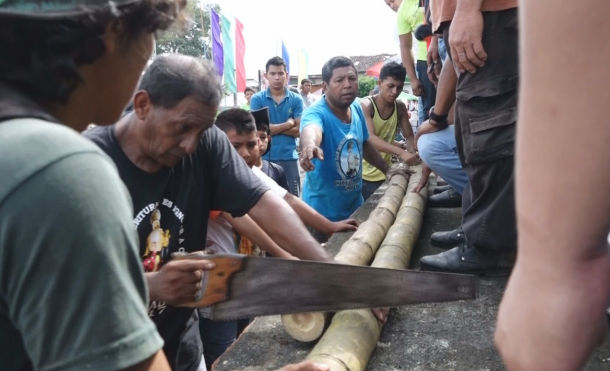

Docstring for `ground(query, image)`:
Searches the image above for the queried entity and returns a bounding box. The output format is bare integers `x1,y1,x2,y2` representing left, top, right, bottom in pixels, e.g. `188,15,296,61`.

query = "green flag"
221,14,236,94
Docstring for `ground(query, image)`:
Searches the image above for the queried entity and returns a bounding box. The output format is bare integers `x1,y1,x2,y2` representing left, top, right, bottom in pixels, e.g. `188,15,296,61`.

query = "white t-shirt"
252,166,288,199
206,214,236,255
205,167,286,257
301,92,318,108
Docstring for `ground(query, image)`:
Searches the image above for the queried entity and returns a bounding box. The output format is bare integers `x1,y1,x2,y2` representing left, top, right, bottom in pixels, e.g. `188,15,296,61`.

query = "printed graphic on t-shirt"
142,209,170,273
133,198,186,317
338,138,361,178
335,137,362,191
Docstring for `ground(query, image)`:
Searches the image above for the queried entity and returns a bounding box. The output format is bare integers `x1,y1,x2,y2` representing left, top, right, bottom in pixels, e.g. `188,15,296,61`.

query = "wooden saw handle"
173,253,245,308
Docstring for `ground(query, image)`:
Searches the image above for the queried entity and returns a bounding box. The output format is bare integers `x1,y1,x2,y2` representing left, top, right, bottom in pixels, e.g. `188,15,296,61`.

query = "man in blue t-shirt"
250,56,303,196
300,56,391,238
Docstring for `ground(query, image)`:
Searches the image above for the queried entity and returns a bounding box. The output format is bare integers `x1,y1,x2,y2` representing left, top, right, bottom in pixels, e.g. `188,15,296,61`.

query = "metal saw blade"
207,256,478,321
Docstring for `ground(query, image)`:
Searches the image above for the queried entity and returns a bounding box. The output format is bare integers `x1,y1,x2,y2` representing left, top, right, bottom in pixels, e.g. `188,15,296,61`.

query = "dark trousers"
416,59,437,125
361,179,384,201
447,8,519,253
199,318,237,369
274,159,300,197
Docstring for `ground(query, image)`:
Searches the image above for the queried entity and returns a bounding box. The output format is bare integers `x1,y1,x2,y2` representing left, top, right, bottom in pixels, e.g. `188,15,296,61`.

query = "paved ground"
214,180,610,371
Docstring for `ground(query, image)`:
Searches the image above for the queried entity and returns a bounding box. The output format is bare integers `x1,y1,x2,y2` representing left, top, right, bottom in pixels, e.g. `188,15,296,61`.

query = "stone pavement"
213,181,610,371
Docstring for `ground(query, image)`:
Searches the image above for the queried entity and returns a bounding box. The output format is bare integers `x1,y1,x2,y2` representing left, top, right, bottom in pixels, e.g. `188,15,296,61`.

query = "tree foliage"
358,75,377,98
155,2,220,58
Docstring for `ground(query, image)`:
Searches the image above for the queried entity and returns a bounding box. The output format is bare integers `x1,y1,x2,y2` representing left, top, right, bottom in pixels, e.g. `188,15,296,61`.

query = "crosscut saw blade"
175,254,479,321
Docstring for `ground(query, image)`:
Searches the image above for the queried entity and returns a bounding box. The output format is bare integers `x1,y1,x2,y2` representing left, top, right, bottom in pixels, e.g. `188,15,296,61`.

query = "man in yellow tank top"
360,61,419,199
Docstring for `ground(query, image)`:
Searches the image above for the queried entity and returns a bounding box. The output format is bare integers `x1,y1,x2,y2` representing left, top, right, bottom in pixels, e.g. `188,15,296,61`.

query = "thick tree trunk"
282,170,409,342
305,166,428,370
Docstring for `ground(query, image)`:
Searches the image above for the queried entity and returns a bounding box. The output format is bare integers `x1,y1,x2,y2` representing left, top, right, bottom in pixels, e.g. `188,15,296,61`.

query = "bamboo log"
305,165,428,370
282,170,410,342
281,311,329,342
333,173,408,265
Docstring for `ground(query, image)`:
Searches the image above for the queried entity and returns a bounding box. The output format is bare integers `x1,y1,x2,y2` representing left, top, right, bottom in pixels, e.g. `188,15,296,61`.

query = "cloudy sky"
209,0,400,79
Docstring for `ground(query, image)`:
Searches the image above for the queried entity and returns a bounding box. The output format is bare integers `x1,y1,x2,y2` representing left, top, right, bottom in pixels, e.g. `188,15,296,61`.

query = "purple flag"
211,9,223,77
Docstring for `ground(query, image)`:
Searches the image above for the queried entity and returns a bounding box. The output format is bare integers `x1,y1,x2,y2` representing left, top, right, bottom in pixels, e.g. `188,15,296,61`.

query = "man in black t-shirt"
85,54,331,371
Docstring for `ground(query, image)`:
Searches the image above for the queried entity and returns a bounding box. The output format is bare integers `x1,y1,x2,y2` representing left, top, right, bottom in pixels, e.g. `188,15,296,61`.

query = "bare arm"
362,140,389,175
427,35,442,85
223,213,295,259
495,1,610,369
283,116,301,137
415,59,458,147
299,124,324,171
396,101,417,154
284,193,358,235
433,56,457,116
399,33,422,96
249,191,331,262
413,163,432,193
269,118,296,135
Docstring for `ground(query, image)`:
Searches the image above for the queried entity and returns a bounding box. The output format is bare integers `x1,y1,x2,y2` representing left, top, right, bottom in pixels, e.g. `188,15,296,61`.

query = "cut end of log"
281,312,329,342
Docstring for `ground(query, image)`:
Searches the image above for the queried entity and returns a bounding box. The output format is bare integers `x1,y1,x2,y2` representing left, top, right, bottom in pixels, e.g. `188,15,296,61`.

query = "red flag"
235,18,246,92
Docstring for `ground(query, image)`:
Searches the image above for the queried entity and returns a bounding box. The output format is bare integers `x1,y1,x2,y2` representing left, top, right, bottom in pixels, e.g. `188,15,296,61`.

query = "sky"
208,0,400,80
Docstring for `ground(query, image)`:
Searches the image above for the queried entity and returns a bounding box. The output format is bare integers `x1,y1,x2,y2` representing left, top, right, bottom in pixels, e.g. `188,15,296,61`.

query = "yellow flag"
297,49,308,86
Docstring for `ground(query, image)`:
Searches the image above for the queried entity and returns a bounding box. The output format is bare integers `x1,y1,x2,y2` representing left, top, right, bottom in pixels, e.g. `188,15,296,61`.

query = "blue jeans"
417,125,468,195
274,159,300,197
438,37,448,62
416,60,437,126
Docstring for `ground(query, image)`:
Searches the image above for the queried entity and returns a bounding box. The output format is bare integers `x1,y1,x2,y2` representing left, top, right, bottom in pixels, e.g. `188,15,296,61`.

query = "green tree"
155,2,220,58
358,75,377,98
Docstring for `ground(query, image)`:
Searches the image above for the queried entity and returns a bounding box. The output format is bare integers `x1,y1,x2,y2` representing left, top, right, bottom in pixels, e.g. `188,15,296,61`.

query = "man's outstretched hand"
300,144,324,171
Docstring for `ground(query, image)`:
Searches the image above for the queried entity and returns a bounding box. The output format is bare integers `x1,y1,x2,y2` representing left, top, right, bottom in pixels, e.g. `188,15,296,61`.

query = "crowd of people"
0,0,607,370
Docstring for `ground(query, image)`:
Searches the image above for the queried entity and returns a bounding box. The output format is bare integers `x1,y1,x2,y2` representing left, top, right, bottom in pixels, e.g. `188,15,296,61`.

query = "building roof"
350,53,397,73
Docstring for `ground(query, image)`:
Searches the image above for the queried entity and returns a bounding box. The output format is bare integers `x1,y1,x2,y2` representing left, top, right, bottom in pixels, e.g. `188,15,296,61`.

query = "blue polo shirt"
250,88,303,161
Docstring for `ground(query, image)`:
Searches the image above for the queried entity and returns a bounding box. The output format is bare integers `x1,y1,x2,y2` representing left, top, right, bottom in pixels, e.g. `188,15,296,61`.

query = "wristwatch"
429,107,448,128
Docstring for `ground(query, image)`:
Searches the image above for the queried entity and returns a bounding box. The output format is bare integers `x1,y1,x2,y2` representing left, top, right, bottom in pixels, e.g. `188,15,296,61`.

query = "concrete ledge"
214,182,610,370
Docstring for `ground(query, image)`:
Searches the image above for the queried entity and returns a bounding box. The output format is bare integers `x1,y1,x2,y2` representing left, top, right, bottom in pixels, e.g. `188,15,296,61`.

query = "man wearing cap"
0,0,181,369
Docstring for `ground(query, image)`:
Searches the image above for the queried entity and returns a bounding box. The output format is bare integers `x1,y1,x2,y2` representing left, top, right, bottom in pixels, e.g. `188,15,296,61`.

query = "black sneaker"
430,227,465,248
420,243,514,276
432,184,453,194
428,189,462,208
